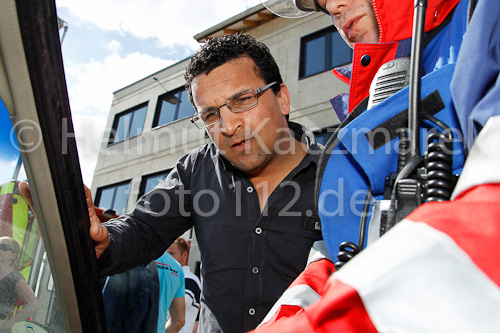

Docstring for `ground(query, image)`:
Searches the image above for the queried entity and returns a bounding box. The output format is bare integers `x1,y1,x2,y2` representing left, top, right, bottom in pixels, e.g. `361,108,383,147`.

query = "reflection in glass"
97,187,115,212
315,130,334,146
300,27,353,79
144,175,167,195
112,183,130,216
111,104,148,144
176,90,195,120
95,182,131,215
304,35,326,77
156,94,178,126
129,106,147,139
155,89,195,127
332,31,352,67
114,112,131,144
0,182,63,332
2,98,64,332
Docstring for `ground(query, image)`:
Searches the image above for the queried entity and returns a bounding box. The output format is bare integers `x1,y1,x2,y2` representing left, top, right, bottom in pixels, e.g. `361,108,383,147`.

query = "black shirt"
99,122,322,332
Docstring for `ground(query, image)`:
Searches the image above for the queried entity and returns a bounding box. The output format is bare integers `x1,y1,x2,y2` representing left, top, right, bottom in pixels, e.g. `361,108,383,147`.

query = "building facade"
90,4,350,269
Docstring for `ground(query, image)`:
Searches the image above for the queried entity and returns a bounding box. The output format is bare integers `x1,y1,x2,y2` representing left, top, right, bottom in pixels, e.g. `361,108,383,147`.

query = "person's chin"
339,32,354,48
365,32,380,44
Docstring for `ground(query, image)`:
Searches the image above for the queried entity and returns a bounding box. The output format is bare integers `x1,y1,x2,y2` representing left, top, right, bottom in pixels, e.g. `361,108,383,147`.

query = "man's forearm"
165,317,185,333
166,296,186,333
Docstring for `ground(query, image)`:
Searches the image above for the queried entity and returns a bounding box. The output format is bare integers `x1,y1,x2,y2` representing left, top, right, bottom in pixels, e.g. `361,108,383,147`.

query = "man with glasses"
89,34,322,333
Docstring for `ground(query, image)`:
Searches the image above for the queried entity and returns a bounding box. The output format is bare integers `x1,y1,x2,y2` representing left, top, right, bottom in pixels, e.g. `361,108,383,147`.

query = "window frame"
299,26,353,79
1,0,108,330
94,180,131,215
108,102,148,145
152,87,195,128
137,169,171,199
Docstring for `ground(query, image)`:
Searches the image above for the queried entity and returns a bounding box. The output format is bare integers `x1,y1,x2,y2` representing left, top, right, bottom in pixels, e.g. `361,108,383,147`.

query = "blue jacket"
101,262,159,333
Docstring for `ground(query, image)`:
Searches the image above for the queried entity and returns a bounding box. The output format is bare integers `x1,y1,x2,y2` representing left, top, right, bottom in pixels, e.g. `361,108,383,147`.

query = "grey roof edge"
194,3,266,41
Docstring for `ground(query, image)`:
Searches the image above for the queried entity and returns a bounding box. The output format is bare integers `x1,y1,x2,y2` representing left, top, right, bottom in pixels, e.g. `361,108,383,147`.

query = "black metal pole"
408,0,427,158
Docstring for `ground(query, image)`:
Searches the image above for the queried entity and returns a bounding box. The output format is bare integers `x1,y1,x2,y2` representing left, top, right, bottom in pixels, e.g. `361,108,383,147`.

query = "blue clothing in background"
156,252,184,333
450,0,500,146
101,261,159,333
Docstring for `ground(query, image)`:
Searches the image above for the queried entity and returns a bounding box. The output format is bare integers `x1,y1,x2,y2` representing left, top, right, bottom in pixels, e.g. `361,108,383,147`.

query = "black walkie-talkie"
384,0,458,234
379,0,429,235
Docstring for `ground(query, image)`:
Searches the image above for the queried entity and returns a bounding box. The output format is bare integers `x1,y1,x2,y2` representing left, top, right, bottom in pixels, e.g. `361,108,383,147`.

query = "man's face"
191,56,291,176
166,243,183,265
317,0,380,47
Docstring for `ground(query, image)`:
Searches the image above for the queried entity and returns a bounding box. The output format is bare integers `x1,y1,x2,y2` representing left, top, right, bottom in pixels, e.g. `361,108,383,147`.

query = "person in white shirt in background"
167,238,201,333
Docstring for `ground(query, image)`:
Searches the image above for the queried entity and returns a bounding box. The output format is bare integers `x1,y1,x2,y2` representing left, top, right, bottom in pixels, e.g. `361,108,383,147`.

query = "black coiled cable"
423,114,454,202
335,241,361,271
334,114,460,270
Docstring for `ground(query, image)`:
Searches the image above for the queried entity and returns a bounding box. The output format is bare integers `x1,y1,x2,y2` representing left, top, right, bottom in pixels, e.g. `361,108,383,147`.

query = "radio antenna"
408,0,427,158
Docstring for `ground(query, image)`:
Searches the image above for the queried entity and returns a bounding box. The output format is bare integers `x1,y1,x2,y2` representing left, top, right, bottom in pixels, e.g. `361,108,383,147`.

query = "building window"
299,27,352,79
109,103,148,144
94,181,131,215
138,170,171,199
153,88,195,127
314,125,338,146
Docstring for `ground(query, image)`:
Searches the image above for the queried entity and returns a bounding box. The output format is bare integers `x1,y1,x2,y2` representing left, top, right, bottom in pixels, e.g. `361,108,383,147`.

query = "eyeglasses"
0,244,13,252
191,81,278,129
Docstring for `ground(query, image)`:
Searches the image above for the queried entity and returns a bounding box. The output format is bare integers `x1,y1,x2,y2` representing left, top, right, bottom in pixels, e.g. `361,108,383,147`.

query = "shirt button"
252,267,259,274
255,227,262,234
361,54,371,66
249,308,256,316
247,186,254,193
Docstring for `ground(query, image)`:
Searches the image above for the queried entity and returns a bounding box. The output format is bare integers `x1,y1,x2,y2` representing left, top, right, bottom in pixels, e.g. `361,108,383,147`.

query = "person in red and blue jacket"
255,0,500,331
253,114,500,332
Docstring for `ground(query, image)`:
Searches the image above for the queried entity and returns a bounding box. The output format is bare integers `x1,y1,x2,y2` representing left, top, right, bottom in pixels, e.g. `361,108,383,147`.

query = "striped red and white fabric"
253,184,500,332
253,116,500,332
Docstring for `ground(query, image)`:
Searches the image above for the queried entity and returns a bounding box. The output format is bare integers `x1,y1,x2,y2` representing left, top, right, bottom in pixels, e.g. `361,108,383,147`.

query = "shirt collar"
288,121,322,153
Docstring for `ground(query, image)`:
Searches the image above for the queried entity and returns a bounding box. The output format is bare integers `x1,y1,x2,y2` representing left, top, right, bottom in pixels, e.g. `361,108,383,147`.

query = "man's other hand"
85,184,110,258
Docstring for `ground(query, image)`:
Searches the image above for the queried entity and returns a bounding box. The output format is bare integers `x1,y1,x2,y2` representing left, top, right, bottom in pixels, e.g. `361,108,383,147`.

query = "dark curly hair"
185,34,283,107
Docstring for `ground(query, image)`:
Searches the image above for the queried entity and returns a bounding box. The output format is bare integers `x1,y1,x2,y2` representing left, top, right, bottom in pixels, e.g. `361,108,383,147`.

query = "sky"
51,0,261,186
0,100,23,184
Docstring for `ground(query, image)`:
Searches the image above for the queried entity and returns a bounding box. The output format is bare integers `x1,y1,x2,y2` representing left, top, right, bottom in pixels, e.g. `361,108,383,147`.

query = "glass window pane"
315,131,334,146
176,90,195,120
304,35,326,77
156,94,178,126
144,173,168,194
112,183,130,215
2,104,66,332
331,31,352,67
97,187,115,210
0,181,64,331
128,105,147,138
114,112,131,143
